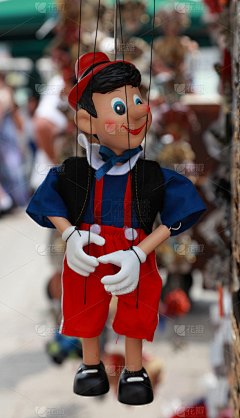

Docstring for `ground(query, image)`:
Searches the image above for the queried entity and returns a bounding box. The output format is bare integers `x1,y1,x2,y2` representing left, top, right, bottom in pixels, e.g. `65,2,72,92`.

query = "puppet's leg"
60,226,113,396
125,336,142,371
117,336,153,405
74,336,109,396
82,336,100,365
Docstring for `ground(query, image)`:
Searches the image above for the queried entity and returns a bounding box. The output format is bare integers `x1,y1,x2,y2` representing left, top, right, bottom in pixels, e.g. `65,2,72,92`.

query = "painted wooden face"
76,85,152,155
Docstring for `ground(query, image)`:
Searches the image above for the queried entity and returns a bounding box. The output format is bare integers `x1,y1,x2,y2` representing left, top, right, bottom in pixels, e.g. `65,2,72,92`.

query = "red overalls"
60,174,162,342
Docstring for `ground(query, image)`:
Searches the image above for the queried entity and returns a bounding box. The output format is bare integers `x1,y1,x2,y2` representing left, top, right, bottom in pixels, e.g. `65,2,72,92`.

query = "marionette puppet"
27,52,206,405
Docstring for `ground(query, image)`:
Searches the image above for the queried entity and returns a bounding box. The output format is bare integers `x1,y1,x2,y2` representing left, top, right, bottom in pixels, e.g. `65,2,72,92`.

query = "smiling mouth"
121,122,146,136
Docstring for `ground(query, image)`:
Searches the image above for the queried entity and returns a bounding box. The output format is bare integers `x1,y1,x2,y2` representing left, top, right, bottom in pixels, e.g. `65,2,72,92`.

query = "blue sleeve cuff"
160,168,206,236
26,209,70,229
164,206,206,236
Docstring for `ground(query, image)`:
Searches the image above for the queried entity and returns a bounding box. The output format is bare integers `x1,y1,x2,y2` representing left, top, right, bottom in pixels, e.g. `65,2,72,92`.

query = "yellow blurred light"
189,176,197,184
187,255,196,263
141,14,150,24
154,17,161,26
183,18,191,28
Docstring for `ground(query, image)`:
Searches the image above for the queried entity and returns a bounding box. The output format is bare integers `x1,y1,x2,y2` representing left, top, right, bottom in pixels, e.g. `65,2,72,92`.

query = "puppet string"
75,0,82,226
118,0,133,242
139,0,155,245
75,0,82,158
118,0,155,308
118,0,140,308
84,0,101,305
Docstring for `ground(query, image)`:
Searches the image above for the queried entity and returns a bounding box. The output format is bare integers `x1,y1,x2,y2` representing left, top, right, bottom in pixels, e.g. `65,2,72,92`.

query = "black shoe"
73,360,109,397
117,367,154,405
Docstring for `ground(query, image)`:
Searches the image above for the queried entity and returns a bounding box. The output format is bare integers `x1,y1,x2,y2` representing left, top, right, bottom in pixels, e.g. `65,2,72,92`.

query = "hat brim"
68,60,134,111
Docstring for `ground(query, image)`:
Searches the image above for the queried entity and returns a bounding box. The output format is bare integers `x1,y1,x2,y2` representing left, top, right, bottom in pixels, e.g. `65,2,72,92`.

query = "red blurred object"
62,67,73,83
218,284,224,317
154,102,200,140
51,45,72,71
170,402,207,418
163,289,191,317
101,353,125,395
217,407,233,418
203,0,223,13
221,49,231,98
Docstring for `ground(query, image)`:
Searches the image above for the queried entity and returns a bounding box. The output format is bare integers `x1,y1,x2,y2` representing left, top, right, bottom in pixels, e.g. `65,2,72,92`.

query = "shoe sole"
74,380,109,397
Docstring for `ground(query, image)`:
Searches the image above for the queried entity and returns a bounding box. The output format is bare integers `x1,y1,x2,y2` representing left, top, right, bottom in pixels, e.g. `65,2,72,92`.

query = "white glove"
62,226,105,276
98,246,147,295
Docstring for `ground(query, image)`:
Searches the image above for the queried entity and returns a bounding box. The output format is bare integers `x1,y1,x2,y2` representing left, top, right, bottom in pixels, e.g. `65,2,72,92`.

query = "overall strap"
93,173,132,226
93,177,104,224
123,173,132,228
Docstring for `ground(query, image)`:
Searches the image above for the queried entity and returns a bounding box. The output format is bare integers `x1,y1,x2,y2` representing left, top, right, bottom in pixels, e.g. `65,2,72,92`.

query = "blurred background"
0,0,238,417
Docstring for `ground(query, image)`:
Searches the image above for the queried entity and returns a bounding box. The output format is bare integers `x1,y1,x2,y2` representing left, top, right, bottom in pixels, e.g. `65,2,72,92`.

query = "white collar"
78,133,145,176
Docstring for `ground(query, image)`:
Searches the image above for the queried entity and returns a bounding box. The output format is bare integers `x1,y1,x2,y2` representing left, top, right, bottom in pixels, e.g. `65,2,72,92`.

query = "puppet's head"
68,52,152,154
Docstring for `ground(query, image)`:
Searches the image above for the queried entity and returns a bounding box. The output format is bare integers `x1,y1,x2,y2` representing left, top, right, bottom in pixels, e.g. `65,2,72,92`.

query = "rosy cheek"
104,118,117,135
105,118,116,126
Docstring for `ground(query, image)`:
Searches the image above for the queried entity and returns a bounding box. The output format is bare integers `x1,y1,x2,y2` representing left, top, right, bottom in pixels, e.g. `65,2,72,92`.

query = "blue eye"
133,94,143,105
111,97,126,115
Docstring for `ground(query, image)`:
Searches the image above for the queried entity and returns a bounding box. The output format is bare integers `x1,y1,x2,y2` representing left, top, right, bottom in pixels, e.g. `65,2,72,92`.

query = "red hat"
68,52,134,111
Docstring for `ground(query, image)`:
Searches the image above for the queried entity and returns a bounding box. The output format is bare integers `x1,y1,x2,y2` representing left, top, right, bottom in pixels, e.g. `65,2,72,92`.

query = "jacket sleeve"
160,168,206,236
26,166,70,228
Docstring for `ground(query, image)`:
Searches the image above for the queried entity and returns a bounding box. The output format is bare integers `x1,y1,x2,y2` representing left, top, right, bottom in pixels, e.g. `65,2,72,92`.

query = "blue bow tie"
95,145,142,181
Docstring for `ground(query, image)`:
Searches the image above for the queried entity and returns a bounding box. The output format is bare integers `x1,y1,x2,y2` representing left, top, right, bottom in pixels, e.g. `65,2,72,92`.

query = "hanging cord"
118,0,139,307
74,0,83,299
118,0,133,240
138,0,155,245
75,0,82,214
75,0,82,157
136,0,155,308
118,0,155,308
114,0,118,60
84,0,101,305
74,0,84,302
74,0,89,304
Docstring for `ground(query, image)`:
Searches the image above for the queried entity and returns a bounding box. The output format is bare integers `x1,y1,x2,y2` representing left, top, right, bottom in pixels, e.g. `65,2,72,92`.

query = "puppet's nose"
131,104,151,120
